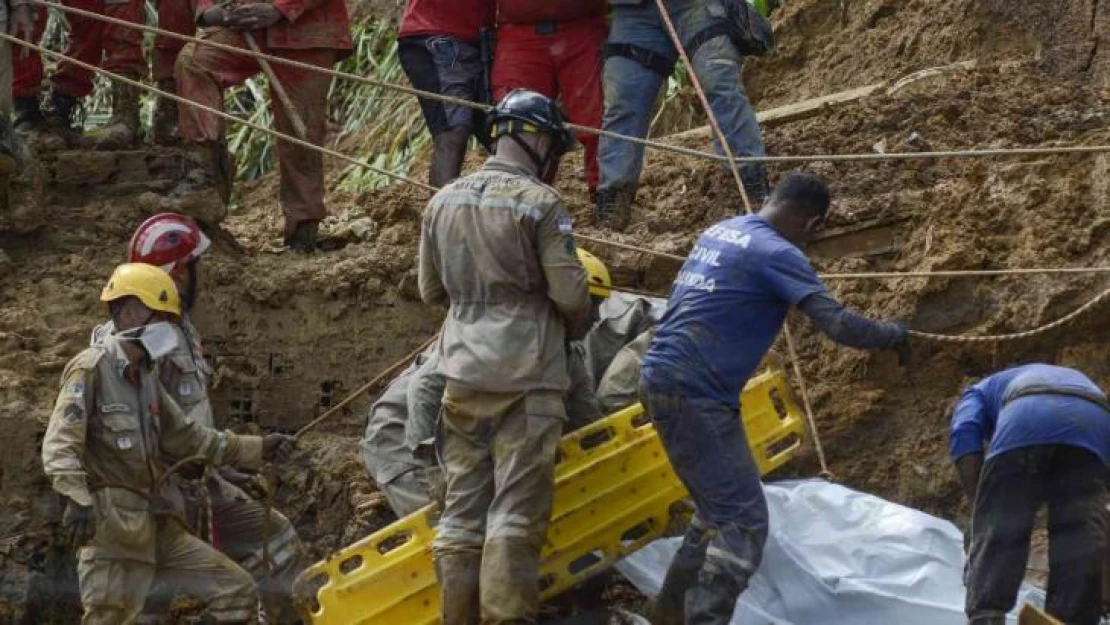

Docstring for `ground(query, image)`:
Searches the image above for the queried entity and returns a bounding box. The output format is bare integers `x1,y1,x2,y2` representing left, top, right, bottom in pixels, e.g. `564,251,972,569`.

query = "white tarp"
615,480,1045,624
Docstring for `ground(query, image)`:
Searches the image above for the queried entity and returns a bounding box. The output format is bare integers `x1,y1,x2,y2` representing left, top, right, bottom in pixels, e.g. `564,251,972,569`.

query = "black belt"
603,42,676,77
1004,385,1110,412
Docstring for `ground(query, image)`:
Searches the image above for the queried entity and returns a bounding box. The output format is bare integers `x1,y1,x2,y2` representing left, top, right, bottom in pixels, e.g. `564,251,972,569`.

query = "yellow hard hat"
100,263,182,316
577,248,611,298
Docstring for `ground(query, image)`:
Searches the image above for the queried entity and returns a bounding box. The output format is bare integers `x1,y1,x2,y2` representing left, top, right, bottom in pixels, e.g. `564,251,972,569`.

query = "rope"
22,0,1110,166
293,334,438,439
0,33,438,194
652,0,829,478
908,287,1110,343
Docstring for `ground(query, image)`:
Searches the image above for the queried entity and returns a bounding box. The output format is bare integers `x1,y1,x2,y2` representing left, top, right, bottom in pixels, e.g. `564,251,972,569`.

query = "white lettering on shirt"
703,225,752,248
675,270,716,292
689,244,722,267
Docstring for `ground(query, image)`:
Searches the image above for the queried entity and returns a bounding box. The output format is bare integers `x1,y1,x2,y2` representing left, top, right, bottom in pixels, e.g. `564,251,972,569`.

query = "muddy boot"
685,571,743,625
91,79,141,150
43,93,83,149
14,97,46,134
0,117,24,174
435,552,481,625
480,538,543,623
595,185,634,231
740,164,770,209
181,140,235,204
284,220,319,253
651,521,711,625
152,79,179,146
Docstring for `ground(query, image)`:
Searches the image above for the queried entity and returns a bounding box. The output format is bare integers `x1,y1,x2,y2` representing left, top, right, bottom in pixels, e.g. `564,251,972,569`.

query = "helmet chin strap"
508,133,554,179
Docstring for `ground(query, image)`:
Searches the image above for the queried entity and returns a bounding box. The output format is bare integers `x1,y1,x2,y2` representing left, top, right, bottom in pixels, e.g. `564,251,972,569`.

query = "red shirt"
497,0,607,25
399,0,496,43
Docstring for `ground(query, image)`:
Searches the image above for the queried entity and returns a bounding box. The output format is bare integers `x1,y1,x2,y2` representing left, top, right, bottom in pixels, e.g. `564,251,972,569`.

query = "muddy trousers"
965,445,1108,625
14,0,145,99
145,475,304,624
78,519,257,624
642,386,767,625
432,387,564,625
175,28,335,238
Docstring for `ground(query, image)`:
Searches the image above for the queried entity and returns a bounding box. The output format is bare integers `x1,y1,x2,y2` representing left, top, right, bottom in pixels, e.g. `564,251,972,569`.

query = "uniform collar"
482,156,539,180
103,334,149,380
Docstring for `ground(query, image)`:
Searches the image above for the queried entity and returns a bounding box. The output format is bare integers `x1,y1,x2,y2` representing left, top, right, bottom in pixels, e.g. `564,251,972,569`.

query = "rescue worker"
92,213,305,622
418,88,590,624
596,0,774,229
640,172,909,624
152,0,196,144
361,251,610,521
491,0,607,195
397,0,495,187
361,345,445,518
14,0,146,149
176,0,353,251
43,262,297,624
0,0,33,171
950,364,1110,625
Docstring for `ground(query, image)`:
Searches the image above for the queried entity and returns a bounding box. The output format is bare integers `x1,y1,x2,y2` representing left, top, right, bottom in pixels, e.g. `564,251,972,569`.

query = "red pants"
13,0,145,99
155,0,195,82
492,19,606,193
176,29,335,233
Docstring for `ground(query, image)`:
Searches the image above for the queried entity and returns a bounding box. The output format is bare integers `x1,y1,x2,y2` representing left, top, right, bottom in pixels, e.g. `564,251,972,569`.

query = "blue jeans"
641,384,769,586
599,0,765,194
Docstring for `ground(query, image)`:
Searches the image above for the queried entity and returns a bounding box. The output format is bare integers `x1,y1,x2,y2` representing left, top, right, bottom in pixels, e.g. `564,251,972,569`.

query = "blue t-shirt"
641,214,826,406
949,364,1110,463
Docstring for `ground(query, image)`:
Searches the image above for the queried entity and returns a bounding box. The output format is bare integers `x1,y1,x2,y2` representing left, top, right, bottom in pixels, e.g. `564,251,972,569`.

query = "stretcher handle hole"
338,554,363,575
568,549,606,576
376,530,414,555
579,427,616,451
631,411,651,428
620,519,655,548
769,388,788,420
538,574,556,592
765,433,801,461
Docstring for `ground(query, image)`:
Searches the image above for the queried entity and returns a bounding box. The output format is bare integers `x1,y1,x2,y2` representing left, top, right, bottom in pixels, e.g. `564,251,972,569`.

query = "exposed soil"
1,0,1108,621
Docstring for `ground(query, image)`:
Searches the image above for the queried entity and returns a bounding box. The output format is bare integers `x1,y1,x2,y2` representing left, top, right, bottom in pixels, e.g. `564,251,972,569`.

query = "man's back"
418,156,591,393
642,214,825,405
951,364,1110,463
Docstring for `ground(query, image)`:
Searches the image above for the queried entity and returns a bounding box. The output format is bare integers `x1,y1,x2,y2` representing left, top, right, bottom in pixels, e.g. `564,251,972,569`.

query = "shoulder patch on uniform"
63,403,84,423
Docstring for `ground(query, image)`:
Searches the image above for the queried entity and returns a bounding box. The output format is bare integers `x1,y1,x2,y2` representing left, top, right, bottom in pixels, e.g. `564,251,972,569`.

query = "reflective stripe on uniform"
706,545,754,575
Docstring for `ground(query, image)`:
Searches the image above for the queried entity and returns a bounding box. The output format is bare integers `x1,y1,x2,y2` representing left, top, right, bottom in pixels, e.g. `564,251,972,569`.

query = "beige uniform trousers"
432,385,564,625
78,517,256,624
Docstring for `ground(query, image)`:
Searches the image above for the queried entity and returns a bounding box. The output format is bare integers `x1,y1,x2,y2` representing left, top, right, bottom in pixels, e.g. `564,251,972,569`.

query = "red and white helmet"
128,213,211,273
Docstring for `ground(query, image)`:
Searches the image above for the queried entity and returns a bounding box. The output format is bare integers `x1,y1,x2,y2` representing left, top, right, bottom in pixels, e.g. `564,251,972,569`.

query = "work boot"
480,538,543,623
152,79,179,146
0,117,24,174
595,185,634,231
14,97,46,134
651,521,711,625
967,615,1006,625
91,79,141,150
285,220,319,253
435,552,481,625
182,140,235,204
739,164,770,209
43,92,83,149
685,571,744,625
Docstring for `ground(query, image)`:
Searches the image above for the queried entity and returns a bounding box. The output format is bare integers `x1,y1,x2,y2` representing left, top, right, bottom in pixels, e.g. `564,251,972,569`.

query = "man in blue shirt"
640,173,908,625
950,364,1110,625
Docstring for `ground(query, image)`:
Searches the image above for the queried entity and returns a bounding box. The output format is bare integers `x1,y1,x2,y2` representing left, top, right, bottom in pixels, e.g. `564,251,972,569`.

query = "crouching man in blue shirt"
640,173,909,625
950,364,1110,625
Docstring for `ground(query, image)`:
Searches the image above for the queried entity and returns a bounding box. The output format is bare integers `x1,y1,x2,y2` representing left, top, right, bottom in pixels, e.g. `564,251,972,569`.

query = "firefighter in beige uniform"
96,213,305,622
43,262,296,624
418,88,591,624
